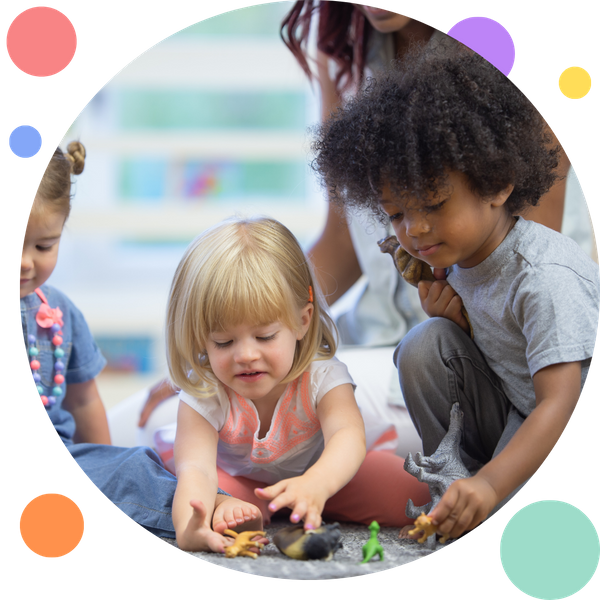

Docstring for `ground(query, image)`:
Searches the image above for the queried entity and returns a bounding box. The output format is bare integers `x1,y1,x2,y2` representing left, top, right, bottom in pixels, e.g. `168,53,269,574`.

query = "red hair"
281,1,371,94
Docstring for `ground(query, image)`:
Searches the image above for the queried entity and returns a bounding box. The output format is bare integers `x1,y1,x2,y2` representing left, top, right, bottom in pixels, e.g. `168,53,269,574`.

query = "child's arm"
138,378,179,427
172,401,230,553
255,383,366,529
429,361,581,540
418,277,470,335
62,379,111,444
304,50,363,306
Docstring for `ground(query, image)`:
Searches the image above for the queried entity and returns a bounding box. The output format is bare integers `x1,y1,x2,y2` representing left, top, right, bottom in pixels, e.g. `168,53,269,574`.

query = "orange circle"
20,494,84,557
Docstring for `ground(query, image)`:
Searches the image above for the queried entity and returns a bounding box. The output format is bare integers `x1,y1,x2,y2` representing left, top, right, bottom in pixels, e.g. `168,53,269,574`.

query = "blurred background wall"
48,2,594,411
50,2,323,407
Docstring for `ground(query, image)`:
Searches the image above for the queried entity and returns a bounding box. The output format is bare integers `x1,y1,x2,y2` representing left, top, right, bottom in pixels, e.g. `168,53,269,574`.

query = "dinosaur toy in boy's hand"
408,513,449,544
378,235,473,338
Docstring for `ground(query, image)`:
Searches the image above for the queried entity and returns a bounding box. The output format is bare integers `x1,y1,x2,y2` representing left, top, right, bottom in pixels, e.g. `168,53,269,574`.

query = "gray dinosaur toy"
404,402,471,547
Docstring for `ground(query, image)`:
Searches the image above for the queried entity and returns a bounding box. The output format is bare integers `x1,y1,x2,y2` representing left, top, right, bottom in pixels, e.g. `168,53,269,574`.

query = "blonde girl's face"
205,304,313,406
21,201,66,298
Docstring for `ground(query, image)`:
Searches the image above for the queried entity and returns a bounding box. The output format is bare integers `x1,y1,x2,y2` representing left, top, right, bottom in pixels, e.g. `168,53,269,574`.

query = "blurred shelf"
80,131,311,159
66,203,327,238
110,39,310,90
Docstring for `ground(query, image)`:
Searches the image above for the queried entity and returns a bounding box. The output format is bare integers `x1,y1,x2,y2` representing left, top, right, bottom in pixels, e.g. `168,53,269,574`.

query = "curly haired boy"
312,38,599,540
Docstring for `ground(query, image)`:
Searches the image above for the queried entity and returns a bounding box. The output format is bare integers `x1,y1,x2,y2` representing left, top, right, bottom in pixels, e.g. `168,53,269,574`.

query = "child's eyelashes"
36,245,54,252
425,200,447,213
388,204,445,222
211,332,277,349
213,340,232,349
257,333,277,342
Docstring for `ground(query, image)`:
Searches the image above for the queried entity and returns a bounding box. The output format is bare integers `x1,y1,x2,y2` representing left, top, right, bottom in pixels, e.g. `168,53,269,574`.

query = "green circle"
501,501,599,599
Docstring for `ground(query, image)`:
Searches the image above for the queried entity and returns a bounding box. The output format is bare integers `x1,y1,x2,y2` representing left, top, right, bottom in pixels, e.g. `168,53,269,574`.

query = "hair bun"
65,141,86,175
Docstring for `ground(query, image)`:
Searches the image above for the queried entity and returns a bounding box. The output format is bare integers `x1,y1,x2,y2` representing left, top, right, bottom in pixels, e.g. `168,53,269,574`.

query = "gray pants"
394,318,526,510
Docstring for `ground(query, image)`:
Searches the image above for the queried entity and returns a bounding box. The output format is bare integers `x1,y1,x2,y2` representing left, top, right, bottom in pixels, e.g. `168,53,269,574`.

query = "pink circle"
7,7,77,77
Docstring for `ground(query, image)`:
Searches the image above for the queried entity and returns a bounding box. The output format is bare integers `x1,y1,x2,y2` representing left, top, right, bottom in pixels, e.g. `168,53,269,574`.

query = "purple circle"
447,17,515,76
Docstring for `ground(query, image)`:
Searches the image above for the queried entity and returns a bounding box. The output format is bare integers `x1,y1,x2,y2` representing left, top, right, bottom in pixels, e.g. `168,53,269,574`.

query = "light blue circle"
501,501,599,599
9,125,42,158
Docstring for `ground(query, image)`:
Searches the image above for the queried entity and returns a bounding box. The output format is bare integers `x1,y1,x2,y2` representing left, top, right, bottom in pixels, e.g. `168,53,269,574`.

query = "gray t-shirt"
447,217,599,416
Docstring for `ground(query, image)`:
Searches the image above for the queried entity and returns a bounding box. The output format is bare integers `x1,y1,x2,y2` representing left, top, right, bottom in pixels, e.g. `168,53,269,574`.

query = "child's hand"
418,280,470,334
138,378,179,428
428,475,498,541
255,476,328,530
176,499,232,553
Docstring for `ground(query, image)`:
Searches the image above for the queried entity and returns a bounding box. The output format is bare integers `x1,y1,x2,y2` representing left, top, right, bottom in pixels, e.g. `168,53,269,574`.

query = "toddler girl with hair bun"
164,216,429,553
21,142,216,539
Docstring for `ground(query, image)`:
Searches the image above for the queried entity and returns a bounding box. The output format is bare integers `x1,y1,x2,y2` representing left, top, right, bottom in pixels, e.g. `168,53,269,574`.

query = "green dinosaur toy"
360,521,384,564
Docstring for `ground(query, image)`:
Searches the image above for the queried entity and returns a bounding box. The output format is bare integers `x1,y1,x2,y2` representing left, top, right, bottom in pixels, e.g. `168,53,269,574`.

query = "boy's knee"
394,318,454,372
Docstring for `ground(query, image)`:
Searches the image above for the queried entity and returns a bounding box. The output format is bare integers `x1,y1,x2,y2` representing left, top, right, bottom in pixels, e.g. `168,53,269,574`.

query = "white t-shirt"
179,357,355,484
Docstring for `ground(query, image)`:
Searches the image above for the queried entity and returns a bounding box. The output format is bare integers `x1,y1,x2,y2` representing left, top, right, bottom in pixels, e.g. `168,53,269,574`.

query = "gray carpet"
161,518,449,579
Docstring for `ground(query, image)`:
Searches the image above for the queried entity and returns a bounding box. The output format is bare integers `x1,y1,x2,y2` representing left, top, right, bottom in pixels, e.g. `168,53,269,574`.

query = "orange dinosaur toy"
223,529,267,559
408,513,449,544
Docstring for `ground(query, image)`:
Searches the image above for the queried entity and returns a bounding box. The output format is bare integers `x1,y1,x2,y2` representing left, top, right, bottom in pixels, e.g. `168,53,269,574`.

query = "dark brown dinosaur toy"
378,235,473,338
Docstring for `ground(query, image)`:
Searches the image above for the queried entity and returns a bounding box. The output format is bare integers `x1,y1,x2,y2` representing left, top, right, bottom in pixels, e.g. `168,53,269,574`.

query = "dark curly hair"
311,38,561,219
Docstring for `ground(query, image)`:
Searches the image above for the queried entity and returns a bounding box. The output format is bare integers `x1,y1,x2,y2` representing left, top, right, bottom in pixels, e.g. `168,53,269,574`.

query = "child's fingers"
267,491,294,514
254,481,286,501
433,267,447,280
432,477,498,541
257,484,295,513
423,281,455,316
418,280,433,304
289,500,308,524
429,485,458,526
444,294,464,321
303,506,322,531
437,282,459,308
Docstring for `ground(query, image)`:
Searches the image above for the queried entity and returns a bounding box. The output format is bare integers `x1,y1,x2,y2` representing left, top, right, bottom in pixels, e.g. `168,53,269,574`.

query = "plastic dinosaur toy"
408,513,449,544
360,521,384,564
404,403,471,546
273,523,343,561
378,235,473,337
223,529,266,559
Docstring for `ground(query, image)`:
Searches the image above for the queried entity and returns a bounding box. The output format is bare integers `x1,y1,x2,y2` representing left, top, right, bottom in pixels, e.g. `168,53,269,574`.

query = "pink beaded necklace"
28,288,65,408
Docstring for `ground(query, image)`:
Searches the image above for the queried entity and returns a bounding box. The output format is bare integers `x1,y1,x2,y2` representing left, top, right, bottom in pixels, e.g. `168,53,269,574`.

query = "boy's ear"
490,183,515,207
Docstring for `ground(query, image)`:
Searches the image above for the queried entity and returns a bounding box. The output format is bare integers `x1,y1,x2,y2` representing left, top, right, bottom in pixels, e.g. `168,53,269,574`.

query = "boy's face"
380,172,514,270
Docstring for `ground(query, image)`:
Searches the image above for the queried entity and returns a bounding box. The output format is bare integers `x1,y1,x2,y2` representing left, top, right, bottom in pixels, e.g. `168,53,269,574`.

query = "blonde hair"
166,216,338,397
34,141,86,217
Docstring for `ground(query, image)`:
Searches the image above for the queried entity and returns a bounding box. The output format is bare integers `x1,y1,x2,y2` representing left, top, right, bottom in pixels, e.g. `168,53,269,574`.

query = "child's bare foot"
213,495,265,541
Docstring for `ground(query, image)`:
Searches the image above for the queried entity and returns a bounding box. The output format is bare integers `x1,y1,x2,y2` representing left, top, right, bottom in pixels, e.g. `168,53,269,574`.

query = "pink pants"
217,450,430,528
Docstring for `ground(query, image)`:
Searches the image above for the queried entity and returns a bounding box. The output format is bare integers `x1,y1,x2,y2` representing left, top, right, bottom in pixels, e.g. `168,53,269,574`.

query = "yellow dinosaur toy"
223,529,267,559
408,513,449,544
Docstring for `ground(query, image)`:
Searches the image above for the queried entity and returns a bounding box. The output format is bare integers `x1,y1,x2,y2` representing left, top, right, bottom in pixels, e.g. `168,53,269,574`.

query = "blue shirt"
21,284,107,443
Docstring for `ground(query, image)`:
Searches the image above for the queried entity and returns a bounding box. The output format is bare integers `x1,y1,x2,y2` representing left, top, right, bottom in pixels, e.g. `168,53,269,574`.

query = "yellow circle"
559,67,592,99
